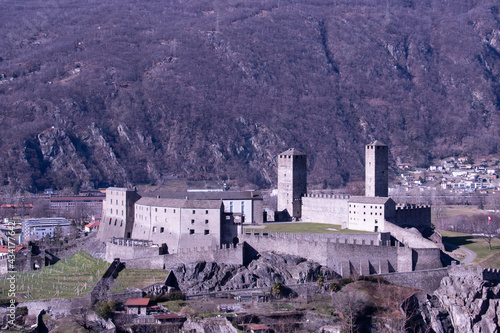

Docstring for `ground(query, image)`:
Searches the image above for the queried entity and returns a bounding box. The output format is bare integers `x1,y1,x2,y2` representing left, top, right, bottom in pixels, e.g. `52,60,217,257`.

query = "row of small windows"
349,205,382,209
279,155,304,159
350,211,381,215
150,227,210,235
110,209,124,216
137,207,212,215
108,218,123,227
349,218,378,224
191,219,209,224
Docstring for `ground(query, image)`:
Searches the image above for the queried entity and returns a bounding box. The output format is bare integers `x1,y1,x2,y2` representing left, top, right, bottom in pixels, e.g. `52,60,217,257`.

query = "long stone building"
97,189,263,252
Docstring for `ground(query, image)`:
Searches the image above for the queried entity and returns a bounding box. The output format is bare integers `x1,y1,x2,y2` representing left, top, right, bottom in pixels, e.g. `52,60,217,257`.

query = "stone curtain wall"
240,232,413,277
106,241,244,269
394,204,432,229
105,242,161,262
378,268,449,293
18,296,92,317
301,194,349,225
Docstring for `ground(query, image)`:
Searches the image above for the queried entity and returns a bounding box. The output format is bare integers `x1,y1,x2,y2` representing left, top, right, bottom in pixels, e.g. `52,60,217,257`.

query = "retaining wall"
378,268,449,293
17,296,91,318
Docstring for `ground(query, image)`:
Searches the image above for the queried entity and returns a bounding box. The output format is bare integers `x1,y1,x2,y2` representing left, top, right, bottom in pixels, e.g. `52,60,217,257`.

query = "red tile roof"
125,298,150,306
0,245,23,253
85,221,100,228
248,324,269,330
155,313,185,320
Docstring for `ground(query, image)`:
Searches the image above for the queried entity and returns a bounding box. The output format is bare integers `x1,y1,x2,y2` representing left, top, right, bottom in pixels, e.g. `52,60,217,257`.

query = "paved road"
443,242,477,265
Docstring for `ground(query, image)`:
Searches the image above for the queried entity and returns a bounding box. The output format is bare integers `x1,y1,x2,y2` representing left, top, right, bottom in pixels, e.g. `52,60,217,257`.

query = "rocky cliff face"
1,0,500,191
168,252,334,294
407,270,500,333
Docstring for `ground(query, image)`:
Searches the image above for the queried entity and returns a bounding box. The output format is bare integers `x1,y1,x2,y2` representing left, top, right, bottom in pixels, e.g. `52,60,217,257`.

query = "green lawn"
440,230,500,268
244,222,374,234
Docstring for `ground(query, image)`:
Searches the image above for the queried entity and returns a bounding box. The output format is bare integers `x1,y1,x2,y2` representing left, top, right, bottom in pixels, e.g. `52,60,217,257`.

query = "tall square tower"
365,141,388,197
277,148,307,220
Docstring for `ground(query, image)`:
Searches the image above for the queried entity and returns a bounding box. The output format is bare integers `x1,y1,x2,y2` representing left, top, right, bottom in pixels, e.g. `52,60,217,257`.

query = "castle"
280,141,431,232
98,142,443,278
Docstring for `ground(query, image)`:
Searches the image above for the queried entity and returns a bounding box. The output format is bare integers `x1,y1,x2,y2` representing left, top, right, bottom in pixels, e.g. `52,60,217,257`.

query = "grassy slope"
110,268,169,292
440,230,500,268
0,251,169,301
0,251,110,301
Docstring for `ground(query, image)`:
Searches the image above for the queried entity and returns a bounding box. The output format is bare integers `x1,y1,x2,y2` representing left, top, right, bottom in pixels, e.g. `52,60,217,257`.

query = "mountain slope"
0,0,499,191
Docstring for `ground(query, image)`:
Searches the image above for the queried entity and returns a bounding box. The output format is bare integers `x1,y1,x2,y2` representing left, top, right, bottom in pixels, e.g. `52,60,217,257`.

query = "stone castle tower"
365,141,388,197
277,148,307,219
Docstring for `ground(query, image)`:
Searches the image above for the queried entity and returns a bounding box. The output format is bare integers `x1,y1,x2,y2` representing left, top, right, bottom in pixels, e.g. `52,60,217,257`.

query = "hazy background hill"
1,0,499,192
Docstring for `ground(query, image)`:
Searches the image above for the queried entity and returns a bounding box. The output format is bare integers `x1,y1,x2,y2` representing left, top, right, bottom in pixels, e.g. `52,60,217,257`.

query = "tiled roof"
348,196,394,204
155,313,185,320
280,148,306,156
125,298,150,306
0,245,24,253
136,197,222,209
368,140,386,146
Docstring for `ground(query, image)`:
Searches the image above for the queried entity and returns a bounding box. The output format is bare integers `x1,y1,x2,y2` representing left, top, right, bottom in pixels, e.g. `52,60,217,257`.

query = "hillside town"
393,154,500,194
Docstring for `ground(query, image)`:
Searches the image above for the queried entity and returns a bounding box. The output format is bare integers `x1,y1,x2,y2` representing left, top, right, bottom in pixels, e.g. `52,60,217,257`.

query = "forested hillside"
0,0,499,192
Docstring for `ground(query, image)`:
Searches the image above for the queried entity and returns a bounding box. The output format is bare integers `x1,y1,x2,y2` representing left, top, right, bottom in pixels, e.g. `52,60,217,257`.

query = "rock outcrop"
407,266,500,333
168,252,336,294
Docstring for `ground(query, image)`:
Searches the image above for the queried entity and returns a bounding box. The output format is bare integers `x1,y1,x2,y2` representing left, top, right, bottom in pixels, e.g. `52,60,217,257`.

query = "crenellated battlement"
303,193,350,200
396,204,432,210
177,243,239,254
448,262,500,283
240,231,403,247
109,237,153,247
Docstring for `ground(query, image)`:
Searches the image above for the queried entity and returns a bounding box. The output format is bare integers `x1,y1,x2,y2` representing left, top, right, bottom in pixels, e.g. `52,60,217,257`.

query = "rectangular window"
193,210,195,214
191,219,195,224
204,230,210,235
160,227,164,233
189,229,194,235
155,208,157,212
153,227,157,232
206,210,208,214
205,219,209,224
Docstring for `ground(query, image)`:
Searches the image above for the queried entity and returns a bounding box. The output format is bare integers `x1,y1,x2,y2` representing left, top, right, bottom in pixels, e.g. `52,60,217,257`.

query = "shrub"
94,300,115,320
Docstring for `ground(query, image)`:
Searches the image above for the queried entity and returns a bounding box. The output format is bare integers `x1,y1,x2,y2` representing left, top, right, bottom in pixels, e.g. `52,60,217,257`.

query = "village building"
21,217,73,244
124,298,150,315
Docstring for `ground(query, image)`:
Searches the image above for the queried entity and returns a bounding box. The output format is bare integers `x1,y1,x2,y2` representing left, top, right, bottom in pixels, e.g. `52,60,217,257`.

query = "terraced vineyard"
110,268,169,292
0,251,110,301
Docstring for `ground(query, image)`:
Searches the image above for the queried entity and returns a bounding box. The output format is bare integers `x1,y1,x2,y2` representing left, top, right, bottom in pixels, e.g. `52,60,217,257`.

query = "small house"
125,298,150,315
247,324,271,333
84,221,100,232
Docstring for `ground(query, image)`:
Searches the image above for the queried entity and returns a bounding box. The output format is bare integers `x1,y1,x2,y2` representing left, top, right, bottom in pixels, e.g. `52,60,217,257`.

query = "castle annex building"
290,141,431,233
